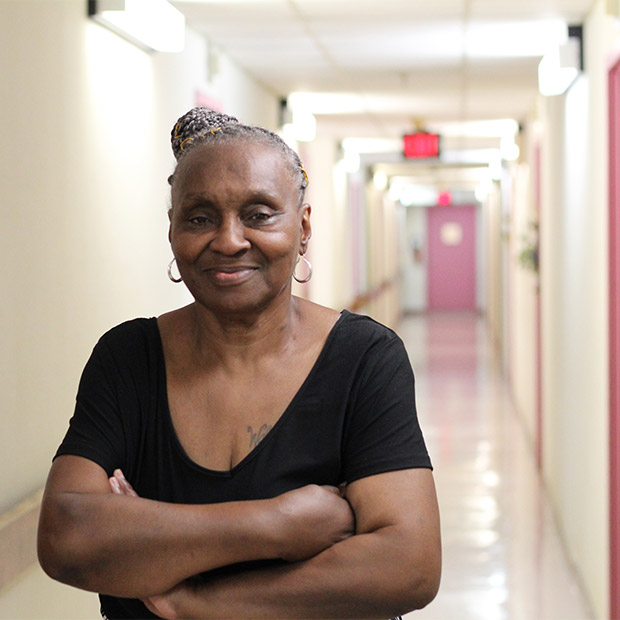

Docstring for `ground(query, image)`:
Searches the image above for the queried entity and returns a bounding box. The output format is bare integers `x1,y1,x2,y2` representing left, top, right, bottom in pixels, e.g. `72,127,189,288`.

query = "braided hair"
169,107,309,205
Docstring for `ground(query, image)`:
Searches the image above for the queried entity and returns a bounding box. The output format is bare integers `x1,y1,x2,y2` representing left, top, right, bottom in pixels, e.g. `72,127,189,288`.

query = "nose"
209,216,251,255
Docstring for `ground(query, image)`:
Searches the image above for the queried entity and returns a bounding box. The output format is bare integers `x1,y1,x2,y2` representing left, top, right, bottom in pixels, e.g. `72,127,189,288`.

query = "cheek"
170,231,207,261
267,231,300,260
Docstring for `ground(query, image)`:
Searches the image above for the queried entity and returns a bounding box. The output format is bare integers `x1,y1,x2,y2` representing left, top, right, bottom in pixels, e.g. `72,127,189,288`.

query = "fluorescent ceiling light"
288,92,365,115
389,179,440,207
426,119,519,139
466,20,568,57
341,138,402,153
441,148,501,166
175,0,264,2
283,108,316,143
475,177,493,203
538,36,581,96
88,0,185,53
489,152,503,181
342,149,361,173
500,136,520,161
373,171,388,191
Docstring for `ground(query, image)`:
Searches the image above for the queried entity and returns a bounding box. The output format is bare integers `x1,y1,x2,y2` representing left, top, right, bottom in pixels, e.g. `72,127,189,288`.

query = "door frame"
608,50,620,620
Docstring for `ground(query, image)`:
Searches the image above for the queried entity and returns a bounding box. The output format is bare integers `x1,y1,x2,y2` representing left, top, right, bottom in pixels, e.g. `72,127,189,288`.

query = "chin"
192,282,291,317
197,294,278,318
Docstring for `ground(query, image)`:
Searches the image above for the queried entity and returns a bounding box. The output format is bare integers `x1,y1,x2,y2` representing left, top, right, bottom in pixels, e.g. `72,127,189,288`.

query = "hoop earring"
167,258,183,283
293,255,312,283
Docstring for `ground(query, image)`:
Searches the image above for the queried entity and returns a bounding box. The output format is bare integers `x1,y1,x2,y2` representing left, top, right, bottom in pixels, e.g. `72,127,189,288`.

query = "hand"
142,580,193,620
273,484,355,562
108,469,138,497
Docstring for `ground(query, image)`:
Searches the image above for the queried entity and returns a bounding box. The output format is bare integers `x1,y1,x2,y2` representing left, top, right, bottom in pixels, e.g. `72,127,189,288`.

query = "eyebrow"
182,193,214,205
182,189,284,208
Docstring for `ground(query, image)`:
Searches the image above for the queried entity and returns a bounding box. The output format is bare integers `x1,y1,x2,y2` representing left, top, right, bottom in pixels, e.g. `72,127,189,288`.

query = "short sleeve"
341,332,431,484
54,337,127,475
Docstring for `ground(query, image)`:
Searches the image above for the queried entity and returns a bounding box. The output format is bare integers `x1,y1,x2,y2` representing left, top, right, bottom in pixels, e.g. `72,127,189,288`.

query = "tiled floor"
397,312,594,620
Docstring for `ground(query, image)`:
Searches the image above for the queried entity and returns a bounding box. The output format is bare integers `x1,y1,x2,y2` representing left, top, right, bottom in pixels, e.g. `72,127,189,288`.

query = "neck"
188,295,302,363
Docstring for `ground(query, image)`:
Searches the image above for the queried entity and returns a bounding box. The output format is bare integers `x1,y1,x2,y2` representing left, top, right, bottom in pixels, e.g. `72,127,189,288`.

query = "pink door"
609,55,620,620
427,205,477,311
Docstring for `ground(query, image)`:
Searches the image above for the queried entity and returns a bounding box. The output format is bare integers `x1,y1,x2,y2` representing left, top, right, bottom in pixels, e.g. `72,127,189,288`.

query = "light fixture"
283,108,316,143
342,149,360,174
489,151,503,181
475,176,492,203
500,135,520,161
538,26,583,96
88,0,185,53
466,19,569,58
373,171,388,191
280,98,317,143
390,181,439,207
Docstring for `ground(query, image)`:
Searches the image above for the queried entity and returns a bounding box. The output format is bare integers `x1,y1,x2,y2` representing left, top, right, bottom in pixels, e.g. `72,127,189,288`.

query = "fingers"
108,469,139,497
321,485,341,496
141,583,186,619
321,483,348,497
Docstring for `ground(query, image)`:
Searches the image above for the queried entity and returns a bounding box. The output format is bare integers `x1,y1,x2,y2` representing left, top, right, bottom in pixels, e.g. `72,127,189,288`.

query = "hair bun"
171,108,240,160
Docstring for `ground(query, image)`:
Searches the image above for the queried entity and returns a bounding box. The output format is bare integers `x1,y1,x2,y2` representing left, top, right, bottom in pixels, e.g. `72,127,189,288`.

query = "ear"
299,203,312,252
167,208,173,243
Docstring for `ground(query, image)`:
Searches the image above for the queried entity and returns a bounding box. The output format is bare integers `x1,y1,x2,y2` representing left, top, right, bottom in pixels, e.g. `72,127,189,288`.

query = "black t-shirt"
56,310,431,619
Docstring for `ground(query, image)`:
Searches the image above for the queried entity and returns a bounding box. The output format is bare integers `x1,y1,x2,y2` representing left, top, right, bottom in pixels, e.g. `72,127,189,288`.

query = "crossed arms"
38,455,441,619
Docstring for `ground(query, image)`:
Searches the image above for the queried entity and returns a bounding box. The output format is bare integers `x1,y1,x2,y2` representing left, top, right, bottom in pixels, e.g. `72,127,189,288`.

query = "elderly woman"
38,108,441,620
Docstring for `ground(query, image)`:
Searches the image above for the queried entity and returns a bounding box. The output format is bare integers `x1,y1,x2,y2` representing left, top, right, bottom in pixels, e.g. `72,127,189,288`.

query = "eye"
249,212,272,221
245,209,276,225
188,214,215,226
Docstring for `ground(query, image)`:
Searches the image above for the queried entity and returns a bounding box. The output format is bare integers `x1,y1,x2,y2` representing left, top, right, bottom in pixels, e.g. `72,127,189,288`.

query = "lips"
203,265,258,285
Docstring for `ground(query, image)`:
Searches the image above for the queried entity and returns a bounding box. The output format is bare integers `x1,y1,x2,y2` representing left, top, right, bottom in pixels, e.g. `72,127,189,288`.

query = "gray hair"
169,107,309,204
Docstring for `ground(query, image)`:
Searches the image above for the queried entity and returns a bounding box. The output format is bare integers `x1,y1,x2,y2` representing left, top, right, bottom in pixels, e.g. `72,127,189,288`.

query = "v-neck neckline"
152,310,349,476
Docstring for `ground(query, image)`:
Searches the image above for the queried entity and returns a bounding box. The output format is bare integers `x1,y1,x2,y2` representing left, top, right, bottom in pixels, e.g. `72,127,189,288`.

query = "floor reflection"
398,312,593,620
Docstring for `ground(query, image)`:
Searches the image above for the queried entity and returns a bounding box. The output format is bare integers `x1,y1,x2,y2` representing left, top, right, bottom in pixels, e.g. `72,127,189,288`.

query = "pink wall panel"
609,56,620,620
427,205,477,311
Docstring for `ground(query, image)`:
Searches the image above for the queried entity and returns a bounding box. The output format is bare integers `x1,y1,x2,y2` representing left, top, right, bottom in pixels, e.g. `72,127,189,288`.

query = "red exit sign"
403,133,440,159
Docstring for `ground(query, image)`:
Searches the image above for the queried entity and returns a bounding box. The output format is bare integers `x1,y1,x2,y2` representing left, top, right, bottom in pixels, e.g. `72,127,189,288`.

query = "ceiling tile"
172,0,594,140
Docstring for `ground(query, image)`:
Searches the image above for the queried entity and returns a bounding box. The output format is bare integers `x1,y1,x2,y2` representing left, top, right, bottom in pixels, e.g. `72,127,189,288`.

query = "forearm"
164,525,440,619
38,491,277,598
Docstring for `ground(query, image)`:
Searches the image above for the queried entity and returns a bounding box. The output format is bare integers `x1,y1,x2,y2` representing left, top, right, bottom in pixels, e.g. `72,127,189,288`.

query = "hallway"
397,312,594,620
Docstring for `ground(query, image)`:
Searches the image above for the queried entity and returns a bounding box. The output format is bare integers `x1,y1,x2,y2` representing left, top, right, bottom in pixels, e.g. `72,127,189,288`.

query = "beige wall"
0,1,278,616
507,161,539,443
298,138,341,309
298,140,402,325
483,183,503,351
538,1,620,616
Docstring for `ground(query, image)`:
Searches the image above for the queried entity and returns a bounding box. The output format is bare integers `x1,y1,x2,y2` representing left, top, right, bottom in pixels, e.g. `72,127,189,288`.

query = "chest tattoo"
247,424,273,448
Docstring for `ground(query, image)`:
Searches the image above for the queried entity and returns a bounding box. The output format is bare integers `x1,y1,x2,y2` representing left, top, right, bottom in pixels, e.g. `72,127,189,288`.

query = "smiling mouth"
204,266,258,285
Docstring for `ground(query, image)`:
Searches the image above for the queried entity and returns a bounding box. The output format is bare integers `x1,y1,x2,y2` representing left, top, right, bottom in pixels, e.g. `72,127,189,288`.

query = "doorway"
427,205,477,311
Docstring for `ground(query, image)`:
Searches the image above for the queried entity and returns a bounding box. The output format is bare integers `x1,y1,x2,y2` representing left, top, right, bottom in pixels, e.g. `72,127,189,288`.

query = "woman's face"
169,140,311,317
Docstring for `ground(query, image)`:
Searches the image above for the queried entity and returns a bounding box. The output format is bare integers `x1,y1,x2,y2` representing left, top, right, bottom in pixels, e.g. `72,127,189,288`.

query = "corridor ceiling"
172,0,594,142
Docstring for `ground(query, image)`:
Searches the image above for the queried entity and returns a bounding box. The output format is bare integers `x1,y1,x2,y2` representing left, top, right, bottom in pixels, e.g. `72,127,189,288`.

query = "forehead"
175,140,293,190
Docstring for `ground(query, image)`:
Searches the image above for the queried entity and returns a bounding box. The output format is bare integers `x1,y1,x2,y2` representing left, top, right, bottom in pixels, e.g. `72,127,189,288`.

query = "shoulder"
295,297,340,324
94,318,159,361
98,317,157,344
338,310,398,337
303,304,408,375
295,298,398,344
77,318,160,391
335,310,402,351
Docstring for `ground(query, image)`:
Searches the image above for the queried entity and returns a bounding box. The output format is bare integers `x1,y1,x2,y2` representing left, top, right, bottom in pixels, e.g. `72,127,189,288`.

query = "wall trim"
0,489,43,592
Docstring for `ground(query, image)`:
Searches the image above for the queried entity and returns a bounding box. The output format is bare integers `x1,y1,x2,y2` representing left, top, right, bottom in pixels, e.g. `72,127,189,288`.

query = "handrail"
348,277,398,312
0,488,43,591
